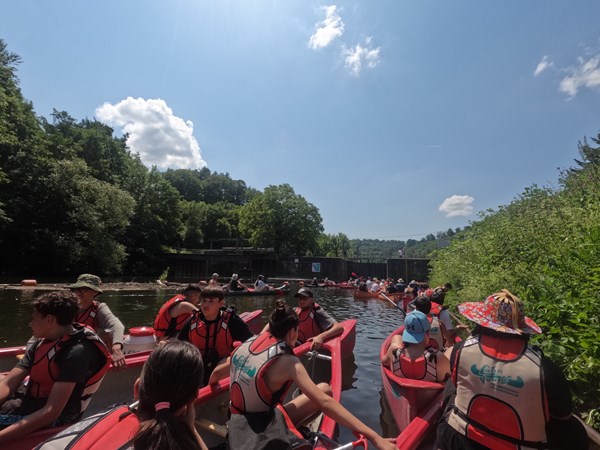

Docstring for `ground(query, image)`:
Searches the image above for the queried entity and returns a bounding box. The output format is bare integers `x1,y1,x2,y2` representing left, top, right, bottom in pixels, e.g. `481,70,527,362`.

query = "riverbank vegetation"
0,40,446,276
429,135,600,428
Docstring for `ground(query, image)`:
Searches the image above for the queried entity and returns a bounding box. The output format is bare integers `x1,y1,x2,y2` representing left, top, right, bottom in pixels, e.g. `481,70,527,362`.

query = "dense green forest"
429,135,600,427
0,40,446,277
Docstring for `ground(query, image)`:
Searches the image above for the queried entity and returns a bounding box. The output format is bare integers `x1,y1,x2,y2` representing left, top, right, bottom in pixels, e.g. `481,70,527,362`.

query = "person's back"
438,289,588,450
389,311,449,383
227,300,396,450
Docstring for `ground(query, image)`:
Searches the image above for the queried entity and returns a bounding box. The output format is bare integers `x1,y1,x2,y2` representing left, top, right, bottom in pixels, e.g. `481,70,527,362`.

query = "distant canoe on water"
224,287,288,297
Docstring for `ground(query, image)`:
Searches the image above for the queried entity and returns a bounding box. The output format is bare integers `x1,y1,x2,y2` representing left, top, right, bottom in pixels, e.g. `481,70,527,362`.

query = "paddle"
380,292,406,317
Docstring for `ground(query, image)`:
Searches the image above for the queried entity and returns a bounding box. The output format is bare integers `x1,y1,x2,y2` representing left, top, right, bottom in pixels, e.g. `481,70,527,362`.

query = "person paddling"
68,274,126,368
227,300,396,450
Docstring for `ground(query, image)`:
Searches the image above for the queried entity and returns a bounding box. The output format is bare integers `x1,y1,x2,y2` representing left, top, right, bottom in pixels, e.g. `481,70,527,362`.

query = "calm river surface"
0,286,404,442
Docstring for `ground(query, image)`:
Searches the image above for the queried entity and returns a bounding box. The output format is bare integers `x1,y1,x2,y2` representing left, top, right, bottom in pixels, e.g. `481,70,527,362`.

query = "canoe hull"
380,326,444,450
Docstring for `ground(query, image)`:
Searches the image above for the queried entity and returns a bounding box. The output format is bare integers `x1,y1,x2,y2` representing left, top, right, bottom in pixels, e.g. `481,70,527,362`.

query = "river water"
0,286,405,443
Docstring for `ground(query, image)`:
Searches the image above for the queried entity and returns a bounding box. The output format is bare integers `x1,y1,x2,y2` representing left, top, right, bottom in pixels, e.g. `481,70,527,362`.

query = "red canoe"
380,326,445,450
5,309,264,450
31,319,358,450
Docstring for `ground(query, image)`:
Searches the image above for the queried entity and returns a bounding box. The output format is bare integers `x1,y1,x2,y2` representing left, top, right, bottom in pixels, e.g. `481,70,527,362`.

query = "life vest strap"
452,407,549,449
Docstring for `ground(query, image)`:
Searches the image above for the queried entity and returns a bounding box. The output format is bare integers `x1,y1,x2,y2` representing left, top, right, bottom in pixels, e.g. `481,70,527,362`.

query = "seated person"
177,287,253,385
383,311,450,383
406,294,446,351
68,273,126,367
261,287,343,351
133,340,208,450
153,284,202,342
228,300,396,450
437,289,588,450
227,274,246,292
208,273,220,287
0,291,110,445
253,275,270,291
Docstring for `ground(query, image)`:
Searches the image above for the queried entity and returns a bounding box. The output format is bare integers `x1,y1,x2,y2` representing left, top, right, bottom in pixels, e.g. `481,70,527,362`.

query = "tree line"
1,40,449,277
429,134,600,428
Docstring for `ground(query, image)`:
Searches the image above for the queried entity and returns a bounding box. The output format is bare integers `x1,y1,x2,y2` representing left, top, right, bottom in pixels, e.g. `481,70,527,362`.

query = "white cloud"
559,55,600,98
533,55,553,77
343,36,381,77
439,195,475,217
308,5,344,50
95,97,205,170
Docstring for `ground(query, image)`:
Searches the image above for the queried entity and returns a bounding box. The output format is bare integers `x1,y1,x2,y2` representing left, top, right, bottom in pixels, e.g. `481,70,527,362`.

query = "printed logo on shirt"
232,354,257,378
470,364,524,388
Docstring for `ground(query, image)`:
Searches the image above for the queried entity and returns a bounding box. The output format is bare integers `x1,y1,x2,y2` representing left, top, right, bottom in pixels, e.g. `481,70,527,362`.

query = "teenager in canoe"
228,300,396,450
437,289,588,450
0,292,110,446
177,287,253,385
153,283,202,342
68,273,126,367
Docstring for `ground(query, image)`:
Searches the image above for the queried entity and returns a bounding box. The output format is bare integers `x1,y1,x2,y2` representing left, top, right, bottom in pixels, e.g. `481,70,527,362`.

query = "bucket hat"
68,274,103,293
402,311,430,344
458,289,541,335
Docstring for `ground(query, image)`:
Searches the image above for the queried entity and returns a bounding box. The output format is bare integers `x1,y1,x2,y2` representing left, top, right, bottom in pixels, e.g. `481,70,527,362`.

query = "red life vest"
391,347,438,381
28,324,111,414
153,294,192,338
447,334,549,450
187,308,235,363
295,303,322,343
75,301,101,328
429,301,444,317
230,333,294,414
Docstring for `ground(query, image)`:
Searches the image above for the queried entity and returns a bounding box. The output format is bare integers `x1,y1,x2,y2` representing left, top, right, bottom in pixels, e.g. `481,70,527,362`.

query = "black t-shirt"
17,329,107,423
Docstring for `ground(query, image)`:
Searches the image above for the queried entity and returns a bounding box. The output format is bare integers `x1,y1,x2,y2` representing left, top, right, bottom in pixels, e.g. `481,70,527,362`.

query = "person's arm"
170,301,199,318
182,401,208,450
435,351,451,382
287,359,396,450
0,366,28,404
0,381,76,444
310,310,343,350
96,303,126,368
381,334,403,367
207,357,231,385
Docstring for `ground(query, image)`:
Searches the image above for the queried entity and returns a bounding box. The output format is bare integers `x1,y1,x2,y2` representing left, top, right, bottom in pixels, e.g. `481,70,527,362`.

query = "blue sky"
4,1,600,240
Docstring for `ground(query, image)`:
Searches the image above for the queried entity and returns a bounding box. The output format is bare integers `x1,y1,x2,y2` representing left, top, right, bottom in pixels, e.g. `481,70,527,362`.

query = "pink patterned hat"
458,289,541,335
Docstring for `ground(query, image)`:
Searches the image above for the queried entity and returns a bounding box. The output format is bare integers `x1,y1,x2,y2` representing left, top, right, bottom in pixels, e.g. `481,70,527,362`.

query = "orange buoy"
20,279,37,286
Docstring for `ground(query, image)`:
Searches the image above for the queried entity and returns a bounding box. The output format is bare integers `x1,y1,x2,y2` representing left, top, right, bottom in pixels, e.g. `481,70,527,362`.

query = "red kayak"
5,309,264,450
32,320,359,450
380,326,445,450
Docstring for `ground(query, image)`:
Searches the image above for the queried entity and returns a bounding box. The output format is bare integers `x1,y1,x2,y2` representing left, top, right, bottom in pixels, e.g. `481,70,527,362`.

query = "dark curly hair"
34,291,79,326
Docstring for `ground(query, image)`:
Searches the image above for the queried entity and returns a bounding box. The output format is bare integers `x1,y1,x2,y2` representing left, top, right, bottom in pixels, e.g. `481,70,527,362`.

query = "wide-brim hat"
459,289,541,335
68,274,103,293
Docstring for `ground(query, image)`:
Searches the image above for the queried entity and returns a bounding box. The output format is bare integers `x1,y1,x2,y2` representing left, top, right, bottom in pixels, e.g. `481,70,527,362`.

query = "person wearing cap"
153,284,202,343
383,311,450,383
227,274,247,292
177,287,253,385
437,289,587,450
69,274,126,368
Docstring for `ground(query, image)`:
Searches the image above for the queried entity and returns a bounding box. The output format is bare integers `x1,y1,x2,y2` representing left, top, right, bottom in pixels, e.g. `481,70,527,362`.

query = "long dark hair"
134,340,204,450
269,299,299,339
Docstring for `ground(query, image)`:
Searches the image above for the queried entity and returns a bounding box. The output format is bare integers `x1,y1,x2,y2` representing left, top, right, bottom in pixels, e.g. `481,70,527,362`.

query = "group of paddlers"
0,272,589,449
